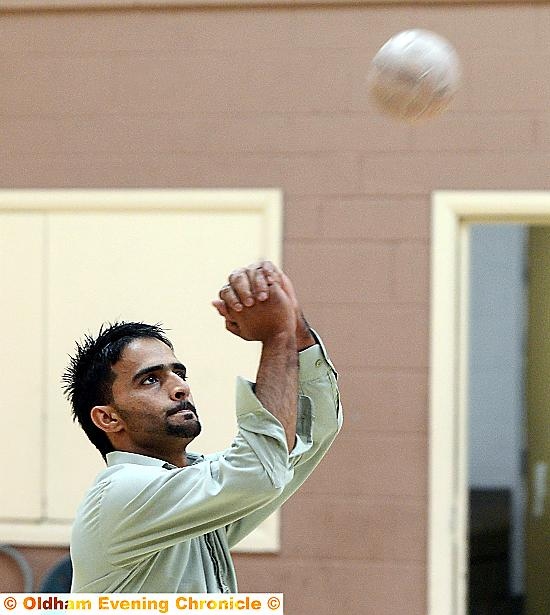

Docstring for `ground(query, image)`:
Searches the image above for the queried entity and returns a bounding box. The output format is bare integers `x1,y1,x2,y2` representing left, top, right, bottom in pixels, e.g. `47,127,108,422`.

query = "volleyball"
367,29,461,121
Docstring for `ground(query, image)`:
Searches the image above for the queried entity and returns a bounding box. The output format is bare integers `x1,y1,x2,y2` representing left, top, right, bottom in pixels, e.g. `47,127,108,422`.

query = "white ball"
367,29,461,121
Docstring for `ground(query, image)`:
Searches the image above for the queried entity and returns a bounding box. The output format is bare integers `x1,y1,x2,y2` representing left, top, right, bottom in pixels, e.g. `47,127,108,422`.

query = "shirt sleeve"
96,386,294,567
225,331,342,548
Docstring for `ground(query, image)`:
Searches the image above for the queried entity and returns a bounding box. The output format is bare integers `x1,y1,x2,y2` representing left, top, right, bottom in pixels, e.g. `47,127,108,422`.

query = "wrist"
296,314,316,351
262,327,297,348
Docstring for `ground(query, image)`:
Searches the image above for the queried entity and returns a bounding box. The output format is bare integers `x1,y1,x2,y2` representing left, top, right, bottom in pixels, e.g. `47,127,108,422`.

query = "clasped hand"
212,261,298,342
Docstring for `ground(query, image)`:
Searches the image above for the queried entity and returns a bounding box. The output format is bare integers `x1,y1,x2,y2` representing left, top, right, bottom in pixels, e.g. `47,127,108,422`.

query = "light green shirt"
71,336,342,592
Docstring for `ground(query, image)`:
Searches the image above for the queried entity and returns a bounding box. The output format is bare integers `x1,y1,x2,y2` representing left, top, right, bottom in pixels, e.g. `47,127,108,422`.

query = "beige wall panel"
0,190,281,554
0,214,44,521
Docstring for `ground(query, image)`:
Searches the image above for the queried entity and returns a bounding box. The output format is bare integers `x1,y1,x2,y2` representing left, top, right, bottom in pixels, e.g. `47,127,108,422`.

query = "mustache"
166,401,198,417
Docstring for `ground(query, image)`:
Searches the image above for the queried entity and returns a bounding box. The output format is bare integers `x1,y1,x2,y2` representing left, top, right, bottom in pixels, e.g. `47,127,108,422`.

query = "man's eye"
142,375,159,385
174,370,187,381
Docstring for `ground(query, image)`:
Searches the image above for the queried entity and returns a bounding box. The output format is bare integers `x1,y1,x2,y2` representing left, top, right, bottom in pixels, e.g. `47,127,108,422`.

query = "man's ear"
90,405,125,433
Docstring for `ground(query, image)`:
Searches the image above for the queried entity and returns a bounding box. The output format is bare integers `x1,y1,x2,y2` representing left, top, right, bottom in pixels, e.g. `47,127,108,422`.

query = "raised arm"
216,267,299,452
213,262,343,548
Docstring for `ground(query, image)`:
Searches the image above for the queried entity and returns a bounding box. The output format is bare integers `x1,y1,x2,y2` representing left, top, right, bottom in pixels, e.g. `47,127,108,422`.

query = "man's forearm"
255,331,298,451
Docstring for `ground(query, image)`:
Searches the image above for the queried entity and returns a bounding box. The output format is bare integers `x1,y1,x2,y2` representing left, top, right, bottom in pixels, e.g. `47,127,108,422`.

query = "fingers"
230,268,256,308
219,283,244,312
223,262,275,310
257,260,283,287
213,298,245,339
211,299,229,318
248,266,269,302
216,261,286,315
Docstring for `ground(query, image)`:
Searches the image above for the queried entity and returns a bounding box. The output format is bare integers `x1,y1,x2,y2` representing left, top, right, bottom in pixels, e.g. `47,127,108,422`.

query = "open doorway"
468,224,526,615
429,192,550,615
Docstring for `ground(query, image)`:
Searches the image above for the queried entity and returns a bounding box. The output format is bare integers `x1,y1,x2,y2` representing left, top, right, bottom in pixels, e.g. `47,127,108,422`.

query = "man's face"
108,337,202,451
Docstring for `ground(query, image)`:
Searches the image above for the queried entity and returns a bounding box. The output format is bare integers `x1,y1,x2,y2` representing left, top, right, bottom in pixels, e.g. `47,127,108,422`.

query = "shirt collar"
106,450,203,468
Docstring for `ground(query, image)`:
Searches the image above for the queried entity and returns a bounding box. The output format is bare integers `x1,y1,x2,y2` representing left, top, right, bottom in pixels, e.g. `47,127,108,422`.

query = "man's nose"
170,376,190,401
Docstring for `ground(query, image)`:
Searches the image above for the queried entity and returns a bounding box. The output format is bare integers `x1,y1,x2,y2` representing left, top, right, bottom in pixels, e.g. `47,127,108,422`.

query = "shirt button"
315,359,323,368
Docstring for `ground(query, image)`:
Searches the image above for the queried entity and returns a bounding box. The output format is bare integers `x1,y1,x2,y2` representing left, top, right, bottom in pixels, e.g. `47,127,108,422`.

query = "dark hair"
62,321,173,460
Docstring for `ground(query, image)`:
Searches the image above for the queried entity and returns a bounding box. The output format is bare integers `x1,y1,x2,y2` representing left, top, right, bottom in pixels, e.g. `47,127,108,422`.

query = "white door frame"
428,190,550,615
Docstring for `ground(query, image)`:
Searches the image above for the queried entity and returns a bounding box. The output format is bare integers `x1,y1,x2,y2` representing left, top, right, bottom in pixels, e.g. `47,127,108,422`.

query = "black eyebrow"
132,362,186,383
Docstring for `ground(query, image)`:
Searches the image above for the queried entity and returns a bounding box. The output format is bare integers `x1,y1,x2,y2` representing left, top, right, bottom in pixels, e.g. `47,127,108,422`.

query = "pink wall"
1,3,547,613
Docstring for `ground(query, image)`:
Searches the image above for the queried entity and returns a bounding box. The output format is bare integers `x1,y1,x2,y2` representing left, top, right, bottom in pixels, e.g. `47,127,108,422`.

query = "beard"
165,401,202,439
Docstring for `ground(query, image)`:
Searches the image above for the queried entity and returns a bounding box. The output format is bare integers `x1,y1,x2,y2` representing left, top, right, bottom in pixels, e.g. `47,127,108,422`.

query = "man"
65,261,342,592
